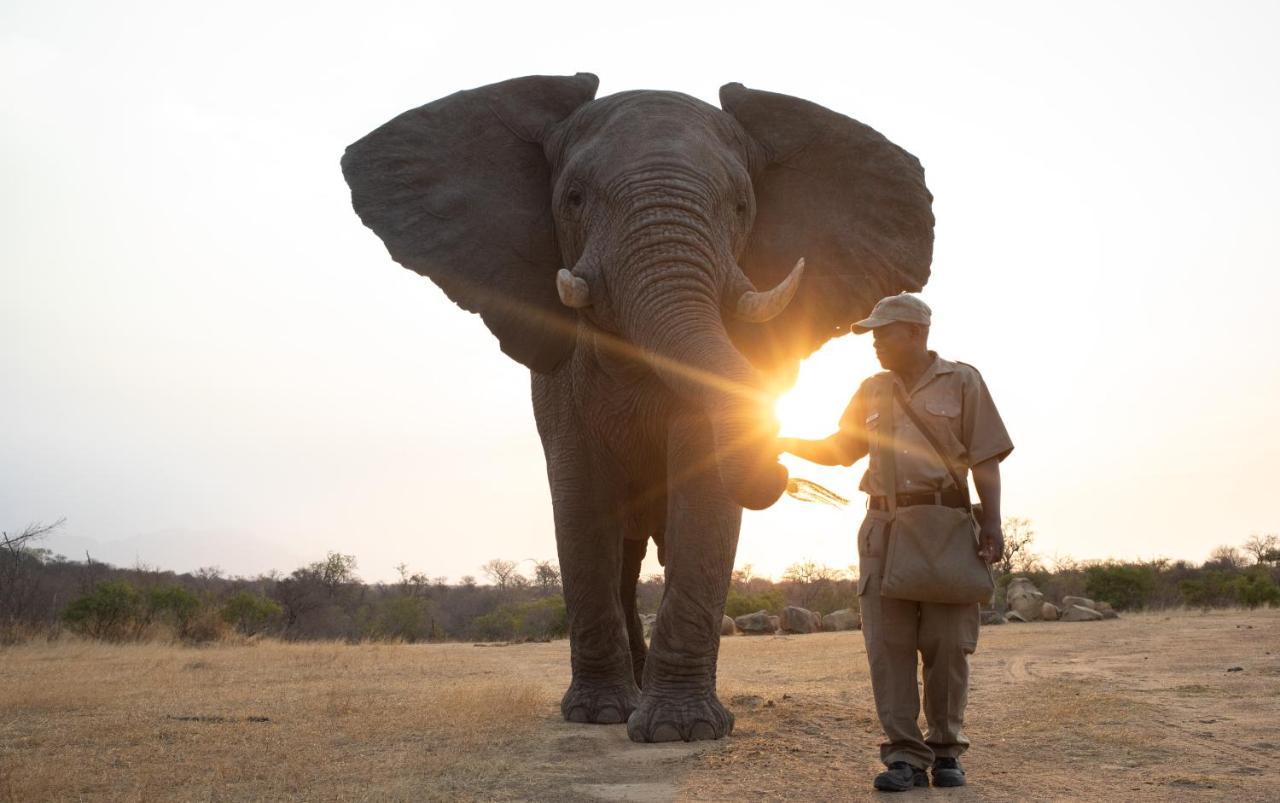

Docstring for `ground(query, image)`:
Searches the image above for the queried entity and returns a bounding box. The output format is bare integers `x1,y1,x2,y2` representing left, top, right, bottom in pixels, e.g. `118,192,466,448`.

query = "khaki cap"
851,292,932,334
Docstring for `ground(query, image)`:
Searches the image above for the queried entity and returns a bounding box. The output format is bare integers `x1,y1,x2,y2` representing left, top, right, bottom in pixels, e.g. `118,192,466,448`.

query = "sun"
773,336,880,438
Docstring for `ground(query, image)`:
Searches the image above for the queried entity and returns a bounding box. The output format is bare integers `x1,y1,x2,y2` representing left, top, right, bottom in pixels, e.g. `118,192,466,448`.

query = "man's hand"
977,520,1003,565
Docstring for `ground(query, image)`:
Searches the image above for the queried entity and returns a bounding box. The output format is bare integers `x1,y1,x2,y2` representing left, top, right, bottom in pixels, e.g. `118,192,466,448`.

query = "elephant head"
341,73,932,510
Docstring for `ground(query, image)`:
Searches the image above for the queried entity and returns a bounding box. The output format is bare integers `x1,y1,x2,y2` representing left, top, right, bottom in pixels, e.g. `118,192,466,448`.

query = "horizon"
5,1,1279,584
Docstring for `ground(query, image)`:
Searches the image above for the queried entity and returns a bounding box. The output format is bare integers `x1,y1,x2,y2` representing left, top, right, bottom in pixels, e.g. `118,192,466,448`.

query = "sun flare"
773,336,881,439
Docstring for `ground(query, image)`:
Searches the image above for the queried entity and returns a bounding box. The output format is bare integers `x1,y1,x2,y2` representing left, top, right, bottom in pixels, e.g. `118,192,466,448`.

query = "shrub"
724,588,785,619
221,591,283,636
1085,564,1156,611
62,581,143,640
1234,569,1280,609
147,585,202,638
1179,571,1239,609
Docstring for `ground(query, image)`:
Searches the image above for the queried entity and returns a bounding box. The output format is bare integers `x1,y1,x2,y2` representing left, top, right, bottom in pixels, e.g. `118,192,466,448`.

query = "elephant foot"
626,690,734,742
561,678,640,725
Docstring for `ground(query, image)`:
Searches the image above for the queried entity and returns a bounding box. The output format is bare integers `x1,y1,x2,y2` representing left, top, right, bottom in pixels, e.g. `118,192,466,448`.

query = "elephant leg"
536,388,640,724
621,536,648,687
627,415,740,743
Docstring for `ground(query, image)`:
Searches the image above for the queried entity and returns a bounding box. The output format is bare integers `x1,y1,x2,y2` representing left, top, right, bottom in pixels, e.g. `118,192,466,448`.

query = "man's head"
851,293,932,372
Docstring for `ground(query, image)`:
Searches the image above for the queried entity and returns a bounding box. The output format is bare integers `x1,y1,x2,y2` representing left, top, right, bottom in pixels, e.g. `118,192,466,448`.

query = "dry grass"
2,610,1278,801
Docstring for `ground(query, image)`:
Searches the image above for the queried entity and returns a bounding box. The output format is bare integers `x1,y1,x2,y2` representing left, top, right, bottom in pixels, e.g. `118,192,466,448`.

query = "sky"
3,1,1278,583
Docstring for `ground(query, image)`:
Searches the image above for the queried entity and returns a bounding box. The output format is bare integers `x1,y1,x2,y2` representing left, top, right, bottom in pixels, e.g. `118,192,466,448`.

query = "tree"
997,517,1037,575
532,560,561,594
482,559,523,589
782,560,843,609
1085,564,1156,611
1206,545,1247,571
1243,534,1279,565
0,518,64,626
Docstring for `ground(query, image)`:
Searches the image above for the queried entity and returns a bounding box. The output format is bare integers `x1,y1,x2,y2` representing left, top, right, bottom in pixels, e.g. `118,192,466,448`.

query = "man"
780,292,1013,792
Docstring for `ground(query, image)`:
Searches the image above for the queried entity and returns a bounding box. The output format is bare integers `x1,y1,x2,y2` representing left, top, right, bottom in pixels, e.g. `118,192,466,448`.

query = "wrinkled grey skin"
341,74,933,742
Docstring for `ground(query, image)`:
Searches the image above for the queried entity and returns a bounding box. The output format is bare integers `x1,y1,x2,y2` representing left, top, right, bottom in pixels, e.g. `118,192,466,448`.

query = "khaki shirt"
839,353,1013,496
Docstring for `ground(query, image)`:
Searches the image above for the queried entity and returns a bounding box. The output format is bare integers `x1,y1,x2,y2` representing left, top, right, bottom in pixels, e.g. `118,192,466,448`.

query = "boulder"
780,606,820,634
980,610,1007,625
1062,595,1098,611
1005,577,1045,621
1041,602,1060,621
1005,610,1028,623
721,615,736,636
823,608,862,631
1060,604,1104,622
768,615,781,633
734,610,776,635
1094,601,1119,619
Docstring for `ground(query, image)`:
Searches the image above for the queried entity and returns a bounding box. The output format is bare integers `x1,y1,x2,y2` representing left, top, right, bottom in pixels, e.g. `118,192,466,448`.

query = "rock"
1005,577,1045,621
980,610,1007,625
1062,595,1098,611
721,615,736,636
734,610,776,635
780,606,820,634
1094,601,1119,619
1227,666,1244,673
1005,610,1028,623
768,615,780,633
823,608,862,631
1060,604,1104,622
1041,602,1060,621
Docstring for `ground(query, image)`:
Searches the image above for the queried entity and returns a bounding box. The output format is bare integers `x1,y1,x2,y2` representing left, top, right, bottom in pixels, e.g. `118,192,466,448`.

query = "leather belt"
869,489,970,511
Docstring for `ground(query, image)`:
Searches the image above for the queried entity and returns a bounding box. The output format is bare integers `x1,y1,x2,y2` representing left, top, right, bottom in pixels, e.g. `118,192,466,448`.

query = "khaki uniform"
841,353,1013,769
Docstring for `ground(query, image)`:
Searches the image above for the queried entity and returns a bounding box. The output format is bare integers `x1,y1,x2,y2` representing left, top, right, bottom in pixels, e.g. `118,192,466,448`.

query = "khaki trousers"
857,511,980,769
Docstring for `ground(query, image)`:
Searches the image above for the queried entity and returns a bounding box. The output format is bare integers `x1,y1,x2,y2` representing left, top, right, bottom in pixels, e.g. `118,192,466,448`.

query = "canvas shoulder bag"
878,383,994,605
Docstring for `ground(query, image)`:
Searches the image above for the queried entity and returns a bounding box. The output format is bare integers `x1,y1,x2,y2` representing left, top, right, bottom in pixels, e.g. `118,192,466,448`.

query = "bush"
221,591,283,636
62,581,144,640
1179,571,1239,609
468,596,567,642
1084,564,1156,611
363,595,437,642
724,588,785,619
1234,569,1280,609
147,585,202,638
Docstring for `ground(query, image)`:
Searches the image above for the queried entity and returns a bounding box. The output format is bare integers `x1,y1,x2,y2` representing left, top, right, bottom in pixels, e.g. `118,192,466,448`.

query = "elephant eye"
735,198,748,215
566,188,583,207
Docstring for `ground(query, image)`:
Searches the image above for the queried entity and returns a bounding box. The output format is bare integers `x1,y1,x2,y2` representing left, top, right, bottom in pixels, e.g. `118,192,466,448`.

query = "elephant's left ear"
719,83,935,379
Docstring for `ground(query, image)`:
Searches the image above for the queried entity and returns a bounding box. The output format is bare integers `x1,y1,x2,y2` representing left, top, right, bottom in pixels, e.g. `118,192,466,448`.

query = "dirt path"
1,610,1276,801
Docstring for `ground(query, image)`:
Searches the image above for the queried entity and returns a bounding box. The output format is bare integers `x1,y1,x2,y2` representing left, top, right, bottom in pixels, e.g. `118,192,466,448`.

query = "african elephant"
341,74,933,742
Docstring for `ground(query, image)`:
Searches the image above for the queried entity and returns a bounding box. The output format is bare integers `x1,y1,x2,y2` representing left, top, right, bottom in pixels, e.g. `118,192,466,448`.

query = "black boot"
873,761,928,792
931,756,966,787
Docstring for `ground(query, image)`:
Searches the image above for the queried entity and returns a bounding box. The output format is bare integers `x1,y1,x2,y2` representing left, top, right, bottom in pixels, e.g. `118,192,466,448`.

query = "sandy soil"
1,609,1276,801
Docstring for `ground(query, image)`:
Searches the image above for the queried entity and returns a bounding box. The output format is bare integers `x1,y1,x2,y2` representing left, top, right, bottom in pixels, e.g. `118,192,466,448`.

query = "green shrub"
147,585,202,638
62,580,144,640
221,591,283,636
1179,571,1238,609
470,606,518,641
1085,564,1156,611
468,596,567,642
1234,569,1280,608
724,588,785,619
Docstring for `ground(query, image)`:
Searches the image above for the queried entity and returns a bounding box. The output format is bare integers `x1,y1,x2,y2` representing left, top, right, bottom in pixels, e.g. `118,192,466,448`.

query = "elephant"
341,74,933,742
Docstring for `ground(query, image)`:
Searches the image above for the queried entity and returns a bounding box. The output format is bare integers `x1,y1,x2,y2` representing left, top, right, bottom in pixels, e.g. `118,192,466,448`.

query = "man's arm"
780,432,868,467
971,457,1003,564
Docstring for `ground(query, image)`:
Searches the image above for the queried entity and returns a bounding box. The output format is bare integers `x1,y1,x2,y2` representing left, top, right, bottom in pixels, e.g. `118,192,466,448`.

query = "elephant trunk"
618,263,789,511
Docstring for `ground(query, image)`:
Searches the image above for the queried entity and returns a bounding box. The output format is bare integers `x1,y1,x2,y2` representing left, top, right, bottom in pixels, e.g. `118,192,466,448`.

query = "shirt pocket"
924,398,960,419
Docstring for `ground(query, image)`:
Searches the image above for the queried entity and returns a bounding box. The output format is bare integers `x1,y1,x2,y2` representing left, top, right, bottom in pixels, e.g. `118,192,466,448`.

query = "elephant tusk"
734,258,805,323
556,269,591,308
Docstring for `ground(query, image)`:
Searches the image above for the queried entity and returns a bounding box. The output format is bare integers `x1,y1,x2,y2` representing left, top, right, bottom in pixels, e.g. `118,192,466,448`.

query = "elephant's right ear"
342,73,599,373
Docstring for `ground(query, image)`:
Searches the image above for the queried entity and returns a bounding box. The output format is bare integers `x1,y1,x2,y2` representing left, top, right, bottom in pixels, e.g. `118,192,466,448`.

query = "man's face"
872,322,924,371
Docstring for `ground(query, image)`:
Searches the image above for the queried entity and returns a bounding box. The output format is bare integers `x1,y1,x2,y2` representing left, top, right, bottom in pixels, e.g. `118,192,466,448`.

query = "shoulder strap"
892,384,967,494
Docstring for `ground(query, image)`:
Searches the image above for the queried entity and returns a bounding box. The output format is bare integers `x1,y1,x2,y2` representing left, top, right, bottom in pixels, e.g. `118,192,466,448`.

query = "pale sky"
4,1,1278,582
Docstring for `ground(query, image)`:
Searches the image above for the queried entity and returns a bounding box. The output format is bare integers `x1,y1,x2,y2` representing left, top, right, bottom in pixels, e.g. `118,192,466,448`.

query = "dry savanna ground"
2,609,1277,801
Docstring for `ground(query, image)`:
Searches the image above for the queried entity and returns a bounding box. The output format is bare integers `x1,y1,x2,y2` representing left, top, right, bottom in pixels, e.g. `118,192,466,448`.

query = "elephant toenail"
566,707,590,723
651,722,682,742
689,721,716,740
595,706,624,724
